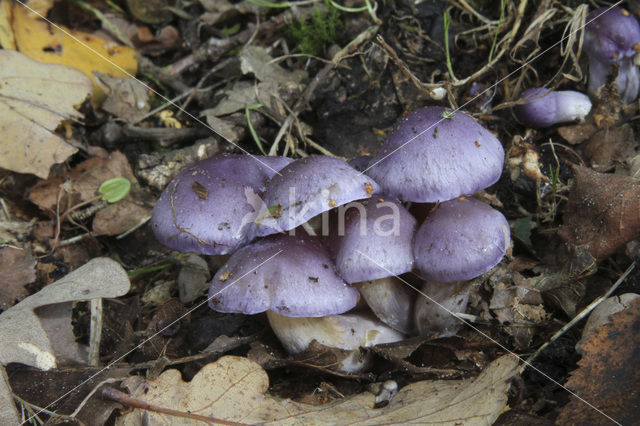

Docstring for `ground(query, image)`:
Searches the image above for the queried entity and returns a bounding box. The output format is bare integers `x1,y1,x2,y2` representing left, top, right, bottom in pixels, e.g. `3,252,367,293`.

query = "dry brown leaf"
0,245,35,310
0,50,91,178
117,354,518,425
559,165,640,262
583,124,635,172
556,298,640,425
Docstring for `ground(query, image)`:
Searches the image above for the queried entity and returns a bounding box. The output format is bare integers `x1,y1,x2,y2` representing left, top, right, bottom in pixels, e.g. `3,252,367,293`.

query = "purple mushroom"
366,106,504,203
208,232,358,317
151,154,291,255
584,6,640,103
514,87,592,128
250,156,380,238
326,197,416,283
413,197,510,283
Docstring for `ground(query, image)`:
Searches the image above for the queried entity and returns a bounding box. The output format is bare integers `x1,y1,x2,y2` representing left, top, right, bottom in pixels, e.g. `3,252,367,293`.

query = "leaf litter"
1,0,640,424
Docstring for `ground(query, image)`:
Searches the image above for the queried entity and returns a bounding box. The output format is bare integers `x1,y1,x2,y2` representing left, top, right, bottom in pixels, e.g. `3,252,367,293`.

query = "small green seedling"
99,177,132,203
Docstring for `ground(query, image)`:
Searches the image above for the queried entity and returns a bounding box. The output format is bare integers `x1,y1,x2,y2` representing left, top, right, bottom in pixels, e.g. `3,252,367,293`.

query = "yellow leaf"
0,0,14,49
11,2,137,104
0,50,92,178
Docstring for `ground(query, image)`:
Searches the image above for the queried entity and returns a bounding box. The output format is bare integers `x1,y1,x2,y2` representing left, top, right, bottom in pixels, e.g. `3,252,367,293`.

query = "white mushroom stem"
355,276,415,334
414,281,470,338
266,311,404,373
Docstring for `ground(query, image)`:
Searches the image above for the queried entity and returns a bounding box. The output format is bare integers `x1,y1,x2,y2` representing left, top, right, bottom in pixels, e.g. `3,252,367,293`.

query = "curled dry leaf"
559,165,640,262
0,258,130,370
556,298,640,425
116,354,518,425
0,50,92,178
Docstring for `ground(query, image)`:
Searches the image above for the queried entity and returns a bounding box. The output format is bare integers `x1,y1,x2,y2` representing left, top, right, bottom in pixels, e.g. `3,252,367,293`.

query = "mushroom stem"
355,276,415,334
266,311,404,373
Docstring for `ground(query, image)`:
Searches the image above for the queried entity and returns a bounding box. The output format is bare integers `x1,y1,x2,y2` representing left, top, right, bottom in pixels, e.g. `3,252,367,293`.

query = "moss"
287,1,341,56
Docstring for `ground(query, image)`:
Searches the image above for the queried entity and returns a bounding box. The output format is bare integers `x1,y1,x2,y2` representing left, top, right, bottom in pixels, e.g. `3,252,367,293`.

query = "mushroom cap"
208,233,358,317
366,106,504,202
151,154,292,255
584,7,640,64
514,88,592,128
251,156,380,238
327,197,416,283
413,197,510,282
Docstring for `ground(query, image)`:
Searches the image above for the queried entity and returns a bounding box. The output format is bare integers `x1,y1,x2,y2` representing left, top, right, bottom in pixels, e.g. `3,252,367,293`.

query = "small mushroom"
250,156,380,238
367,106,504,203
325,197,417,333
151,154,291,255
208,232,358,317
266,311,405,373
327,197,416,283
413,197,510,283
584,6,640,103
514,88,592,128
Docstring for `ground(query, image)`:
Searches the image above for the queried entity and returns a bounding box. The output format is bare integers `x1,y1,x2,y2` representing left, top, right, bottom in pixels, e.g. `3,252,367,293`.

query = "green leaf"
99,177,131,203
512,217,532,247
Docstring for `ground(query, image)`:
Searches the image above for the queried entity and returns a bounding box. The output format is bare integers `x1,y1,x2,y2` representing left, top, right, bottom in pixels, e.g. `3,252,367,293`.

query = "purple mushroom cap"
151,154,292,255
413,197,510,282
514,88,592,128
366,106,504,203
584,6,640,103
326,197,417,283
251,156,380,238
208,233,359,317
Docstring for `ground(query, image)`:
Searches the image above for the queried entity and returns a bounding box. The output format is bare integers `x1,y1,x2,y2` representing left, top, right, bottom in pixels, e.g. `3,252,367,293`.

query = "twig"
167,6,317,76
521,262,636,373
102,387,247,425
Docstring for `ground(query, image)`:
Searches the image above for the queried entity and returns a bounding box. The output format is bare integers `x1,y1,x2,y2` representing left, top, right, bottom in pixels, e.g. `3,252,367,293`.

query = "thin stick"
102,387,247,425
521,262,636,373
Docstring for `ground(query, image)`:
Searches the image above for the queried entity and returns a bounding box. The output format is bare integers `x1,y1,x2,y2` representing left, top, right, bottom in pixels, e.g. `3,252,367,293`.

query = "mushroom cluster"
151,106,510,371
584,6,640,103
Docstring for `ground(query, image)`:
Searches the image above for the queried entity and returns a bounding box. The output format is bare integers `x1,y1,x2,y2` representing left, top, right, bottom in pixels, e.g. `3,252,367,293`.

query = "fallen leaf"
0,50,91,178
0,0,14,49
116,354,518,425
94,72,150,123
239,45,307,85
0,258,130,370
12,2,137,104
583,124,635,171
0,245,35,310
559,165,640,262
556,298,640,425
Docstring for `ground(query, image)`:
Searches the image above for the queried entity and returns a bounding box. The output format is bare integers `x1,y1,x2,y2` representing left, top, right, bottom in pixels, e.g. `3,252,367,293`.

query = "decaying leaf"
27,151,153,237
94,72,150,123
11,2,137,104
116,354,518,425
556,298,640,425
583,124,635,172
0,258,130,370
0,245,35,310
559,165,640,262
0,50,91,178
